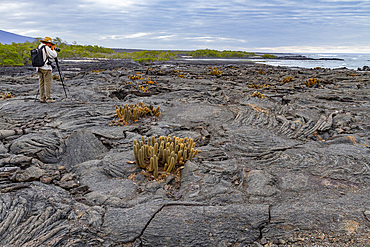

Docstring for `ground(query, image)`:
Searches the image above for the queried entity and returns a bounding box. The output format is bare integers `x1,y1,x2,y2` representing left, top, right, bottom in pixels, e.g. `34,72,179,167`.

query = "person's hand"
51,45,55,50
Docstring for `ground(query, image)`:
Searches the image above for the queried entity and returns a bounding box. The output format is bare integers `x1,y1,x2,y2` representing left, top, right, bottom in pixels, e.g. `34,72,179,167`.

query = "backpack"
30,45,46,67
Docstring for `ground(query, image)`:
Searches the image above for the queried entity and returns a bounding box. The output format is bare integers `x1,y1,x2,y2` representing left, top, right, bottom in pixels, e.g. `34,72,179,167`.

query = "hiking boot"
40,99,46,103
46,99,55,103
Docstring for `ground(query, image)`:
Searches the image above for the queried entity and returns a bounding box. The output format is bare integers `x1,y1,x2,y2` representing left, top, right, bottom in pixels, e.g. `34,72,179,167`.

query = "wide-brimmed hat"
40,37,55,45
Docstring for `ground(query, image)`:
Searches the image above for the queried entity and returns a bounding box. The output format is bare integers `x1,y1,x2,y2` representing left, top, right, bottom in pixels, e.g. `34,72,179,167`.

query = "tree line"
0,37,273,66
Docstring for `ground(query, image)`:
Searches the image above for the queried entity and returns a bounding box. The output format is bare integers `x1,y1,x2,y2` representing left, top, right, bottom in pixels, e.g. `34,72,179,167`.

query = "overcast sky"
1,0,369,53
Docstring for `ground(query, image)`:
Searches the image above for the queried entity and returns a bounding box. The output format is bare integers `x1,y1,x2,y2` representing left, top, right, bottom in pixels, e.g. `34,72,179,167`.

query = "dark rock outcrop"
0,59,369,246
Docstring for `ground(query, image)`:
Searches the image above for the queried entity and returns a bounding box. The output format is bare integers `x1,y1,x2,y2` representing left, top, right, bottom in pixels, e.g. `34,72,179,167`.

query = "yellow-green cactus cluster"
248,84,270,89
305,78,320,87
133,135,199,177
91,69,106,73
52,74,60,80
113,102,160,125
0,92,13,100
128,75,145,80
282,77,293,83
209,67,221,76
139,86,149,92
252,91,266,99
143,80,157,85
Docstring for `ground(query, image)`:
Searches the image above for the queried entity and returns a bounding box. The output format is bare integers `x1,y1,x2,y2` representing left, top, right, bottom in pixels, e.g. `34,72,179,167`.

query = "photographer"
37,37,58,103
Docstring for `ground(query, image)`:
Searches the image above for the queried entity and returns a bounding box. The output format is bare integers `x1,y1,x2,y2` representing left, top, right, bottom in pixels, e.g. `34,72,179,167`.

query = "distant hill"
0,30,35,44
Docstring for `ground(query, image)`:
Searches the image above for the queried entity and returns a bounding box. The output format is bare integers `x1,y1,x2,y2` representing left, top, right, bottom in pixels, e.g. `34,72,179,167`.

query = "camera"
47,60,56,69
55,47,61,52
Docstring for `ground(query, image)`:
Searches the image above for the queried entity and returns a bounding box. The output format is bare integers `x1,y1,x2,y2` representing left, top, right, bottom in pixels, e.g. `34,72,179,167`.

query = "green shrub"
261,54,275,59
0,43,24,66
0,38,257,66
120,50,177,63
188,49,255,58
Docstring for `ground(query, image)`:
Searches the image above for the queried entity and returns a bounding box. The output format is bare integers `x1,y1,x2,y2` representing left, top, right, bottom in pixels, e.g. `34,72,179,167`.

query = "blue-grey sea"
187,53,370,70
254,53,370,70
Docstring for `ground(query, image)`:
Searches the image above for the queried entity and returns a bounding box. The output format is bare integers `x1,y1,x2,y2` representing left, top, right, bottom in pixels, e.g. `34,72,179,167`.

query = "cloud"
151,35,176,40
0,1,30,12
0,0,369,52
0,2,33,21
101,32,179,41
100,32,153,40
82,0,139,8
184,36,247,43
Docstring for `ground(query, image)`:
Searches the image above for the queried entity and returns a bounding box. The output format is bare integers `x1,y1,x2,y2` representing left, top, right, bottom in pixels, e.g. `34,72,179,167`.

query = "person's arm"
45,45,57,59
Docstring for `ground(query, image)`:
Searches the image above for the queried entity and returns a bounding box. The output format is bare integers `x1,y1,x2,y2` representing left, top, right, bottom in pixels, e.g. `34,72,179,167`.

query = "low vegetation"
133,135,199,178
0,38,272,66
0,92,13,100
261,54,276,59
305,78,320,87
209,67,222,76
111,102,161,126
188,49,255,58
0,38,115,66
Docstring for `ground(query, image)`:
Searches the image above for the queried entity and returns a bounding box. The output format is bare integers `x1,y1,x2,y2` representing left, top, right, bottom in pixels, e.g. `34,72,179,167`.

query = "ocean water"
186,53,370,70
254,53,370,70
